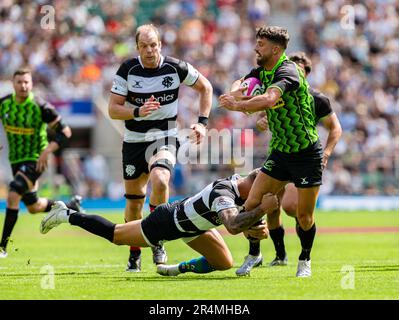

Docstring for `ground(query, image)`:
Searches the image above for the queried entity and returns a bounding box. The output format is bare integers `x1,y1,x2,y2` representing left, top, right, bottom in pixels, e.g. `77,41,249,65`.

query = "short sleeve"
310,88,332,121
182,62,200,86
211,196,237,213
164,57,200,86
36,97,59,123
111,61,129,96
269,61,300,94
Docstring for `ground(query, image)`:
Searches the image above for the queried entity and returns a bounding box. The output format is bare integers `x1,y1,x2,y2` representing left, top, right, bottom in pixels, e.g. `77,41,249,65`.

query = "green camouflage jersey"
246,53,319,153
0,92,59,164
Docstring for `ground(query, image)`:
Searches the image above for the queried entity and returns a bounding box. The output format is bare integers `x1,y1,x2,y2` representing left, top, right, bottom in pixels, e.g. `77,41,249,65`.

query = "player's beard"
17,90,30,99
256,53,268,67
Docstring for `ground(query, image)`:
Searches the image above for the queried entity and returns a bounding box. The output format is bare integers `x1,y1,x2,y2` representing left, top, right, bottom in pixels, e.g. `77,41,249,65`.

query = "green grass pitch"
0,210,398,300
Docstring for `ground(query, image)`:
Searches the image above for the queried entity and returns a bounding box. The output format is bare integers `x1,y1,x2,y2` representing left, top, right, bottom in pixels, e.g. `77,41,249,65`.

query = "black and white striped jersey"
173,174,245,233
111,55,200,143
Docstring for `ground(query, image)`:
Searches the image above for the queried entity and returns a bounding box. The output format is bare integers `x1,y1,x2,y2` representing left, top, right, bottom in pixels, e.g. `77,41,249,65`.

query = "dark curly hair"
256,26,289,49
288,51,312,75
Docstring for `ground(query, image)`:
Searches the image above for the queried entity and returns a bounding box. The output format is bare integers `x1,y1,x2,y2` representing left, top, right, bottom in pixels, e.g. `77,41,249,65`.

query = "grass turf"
0,210,398,300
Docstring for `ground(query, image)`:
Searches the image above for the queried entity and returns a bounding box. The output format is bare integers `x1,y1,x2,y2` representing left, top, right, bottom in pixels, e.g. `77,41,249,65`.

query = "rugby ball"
240,77,264,96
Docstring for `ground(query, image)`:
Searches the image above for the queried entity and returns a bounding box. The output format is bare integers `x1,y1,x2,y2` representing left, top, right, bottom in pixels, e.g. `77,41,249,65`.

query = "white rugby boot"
40,201,73,234
296,260,311,277
236,254,263,276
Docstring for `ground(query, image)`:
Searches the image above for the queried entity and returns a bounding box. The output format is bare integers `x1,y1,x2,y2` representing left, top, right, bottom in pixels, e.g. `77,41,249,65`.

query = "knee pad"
9,175,29,196
150,159,174,173
21,191,39,206
124,194,146,200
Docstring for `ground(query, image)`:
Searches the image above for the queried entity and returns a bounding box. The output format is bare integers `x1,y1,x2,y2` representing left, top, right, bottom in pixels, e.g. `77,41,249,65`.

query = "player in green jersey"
235,52,342,276
219,26,323,277
0,68,83,258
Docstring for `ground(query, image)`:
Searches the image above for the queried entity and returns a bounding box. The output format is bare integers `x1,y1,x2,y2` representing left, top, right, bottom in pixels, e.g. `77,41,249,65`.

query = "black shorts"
141,202,204,246
261,141,323,188
122,137,180,180
11,161,42,184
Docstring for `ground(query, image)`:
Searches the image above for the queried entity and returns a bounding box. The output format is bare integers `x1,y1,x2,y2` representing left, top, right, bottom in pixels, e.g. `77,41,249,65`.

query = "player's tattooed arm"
218,206,265,235
218,194,278,235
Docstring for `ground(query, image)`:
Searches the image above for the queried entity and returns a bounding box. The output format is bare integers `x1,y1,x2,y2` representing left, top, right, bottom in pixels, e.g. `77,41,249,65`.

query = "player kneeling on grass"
40,169,278,276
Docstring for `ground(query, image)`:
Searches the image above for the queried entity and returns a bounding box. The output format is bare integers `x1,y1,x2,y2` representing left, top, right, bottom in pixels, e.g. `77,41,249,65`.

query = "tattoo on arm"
218,205,265,235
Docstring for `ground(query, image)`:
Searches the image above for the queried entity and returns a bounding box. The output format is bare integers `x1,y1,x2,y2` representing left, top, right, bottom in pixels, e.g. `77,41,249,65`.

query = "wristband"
198,116,208,127
133,107,140,118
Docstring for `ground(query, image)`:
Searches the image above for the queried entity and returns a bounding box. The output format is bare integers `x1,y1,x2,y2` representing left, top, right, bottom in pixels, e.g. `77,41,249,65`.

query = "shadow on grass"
110,275,242,282
0,271,102,277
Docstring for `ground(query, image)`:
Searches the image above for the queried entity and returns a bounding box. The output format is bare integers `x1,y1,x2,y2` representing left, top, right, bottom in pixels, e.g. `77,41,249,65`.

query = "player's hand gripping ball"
244,219,269,241
239,77,264,114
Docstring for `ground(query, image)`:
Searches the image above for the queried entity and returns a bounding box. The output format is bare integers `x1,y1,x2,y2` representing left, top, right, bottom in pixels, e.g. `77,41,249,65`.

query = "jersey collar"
263,52,288,75
12,92,34,105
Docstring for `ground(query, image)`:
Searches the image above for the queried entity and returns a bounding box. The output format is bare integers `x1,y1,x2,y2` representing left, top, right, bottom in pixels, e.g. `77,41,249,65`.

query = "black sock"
44,200,55,212
296,223,316,261
269,226,286,259
129,248,141,258
248,240,260,256
0,208,19,249
69,212,116,242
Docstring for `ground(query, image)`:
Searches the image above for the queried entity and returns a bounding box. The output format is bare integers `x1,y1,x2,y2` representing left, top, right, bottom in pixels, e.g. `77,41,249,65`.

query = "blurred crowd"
0,0,398,198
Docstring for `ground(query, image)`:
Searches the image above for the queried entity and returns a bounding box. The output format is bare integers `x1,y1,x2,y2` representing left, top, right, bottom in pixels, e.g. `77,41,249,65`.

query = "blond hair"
135,24,160,46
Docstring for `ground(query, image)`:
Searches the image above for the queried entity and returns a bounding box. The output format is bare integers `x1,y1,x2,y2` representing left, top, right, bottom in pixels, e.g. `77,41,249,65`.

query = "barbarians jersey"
0,92,58,164
309,87,333,124
246,53,319,153
173,174,245,233
111,55,200,143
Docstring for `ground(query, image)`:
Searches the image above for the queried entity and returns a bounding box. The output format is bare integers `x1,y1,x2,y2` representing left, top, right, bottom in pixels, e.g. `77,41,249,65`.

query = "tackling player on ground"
40,169,278,276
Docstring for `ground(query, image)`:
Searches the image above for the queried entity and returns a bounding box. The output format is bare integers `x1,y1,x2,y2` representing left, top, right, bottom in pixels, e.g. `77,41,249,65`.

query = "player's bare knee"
297,214,313,230
213,257,234,271
282,202,297,217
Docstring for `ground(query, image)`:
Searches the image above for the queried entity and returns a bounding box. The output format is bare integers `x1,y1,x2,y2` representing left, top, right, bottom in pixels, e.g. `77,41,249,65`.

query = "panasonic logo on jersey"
134,94,175,105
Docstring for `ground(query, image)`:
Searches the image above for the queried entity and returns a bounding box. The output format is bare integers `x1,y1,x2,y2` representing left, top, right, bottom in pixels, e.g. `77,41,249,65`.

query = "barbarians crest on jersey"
162,76,174,88
125,164,136,177
216,197,229,207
